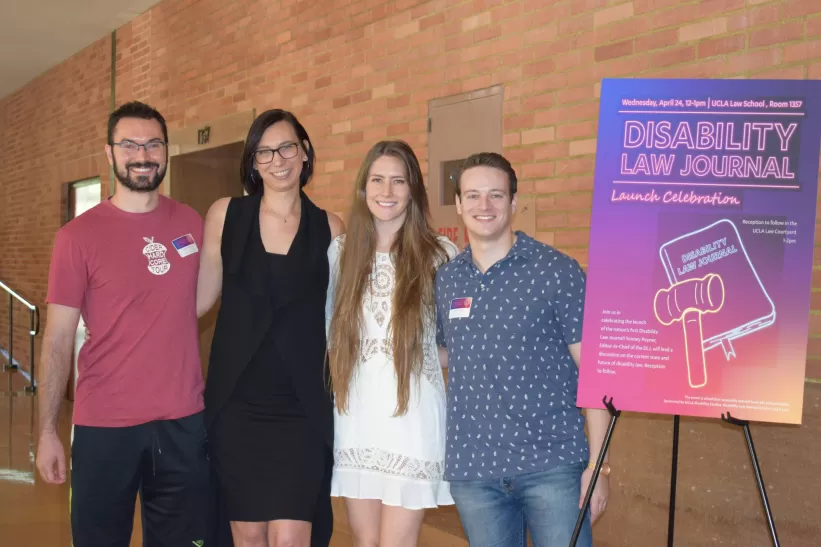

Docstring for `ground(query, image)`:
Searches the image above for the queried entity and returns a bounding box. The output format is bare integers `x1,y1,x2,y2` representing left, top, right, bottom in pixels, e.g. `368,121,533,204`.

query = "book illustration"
655,219,776,387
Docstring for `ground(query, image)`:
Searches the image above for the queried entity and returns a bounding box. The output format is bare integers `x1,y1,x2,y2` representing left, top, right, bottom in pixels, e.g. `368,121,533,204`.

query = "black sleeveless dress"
204,191,334,541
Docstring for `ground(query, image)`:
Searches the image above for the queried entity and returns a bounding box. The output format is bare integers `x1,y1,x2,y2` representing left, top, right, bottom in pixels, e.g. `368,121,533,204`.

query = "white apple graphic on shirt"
143,237,171,276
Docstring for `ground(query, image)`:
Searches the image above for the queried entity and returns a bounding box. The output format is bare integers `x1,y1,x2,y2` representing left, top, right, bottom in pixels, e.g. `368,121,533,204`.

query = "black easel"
569,404,781,547
721,412,780,546
668,415,680,546
570,396,620,545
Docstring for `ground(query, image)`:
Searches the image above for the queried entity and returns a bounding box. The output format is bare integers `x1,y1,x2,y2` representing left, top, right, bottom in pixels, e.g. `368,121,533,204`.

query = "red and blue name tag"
171,234,199,258
449,297,472,319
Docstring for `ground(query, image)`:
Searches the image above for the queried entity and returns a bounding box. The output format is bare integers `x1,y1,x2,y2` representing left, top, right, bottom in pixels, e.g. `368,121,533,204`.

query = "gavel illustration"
654,273,725,388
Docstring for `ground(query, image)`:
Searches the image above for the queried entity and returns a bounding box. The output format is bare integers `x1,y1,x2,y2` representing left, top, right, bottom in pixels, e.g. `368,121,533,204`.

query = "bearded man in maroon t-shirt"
35,101,209,547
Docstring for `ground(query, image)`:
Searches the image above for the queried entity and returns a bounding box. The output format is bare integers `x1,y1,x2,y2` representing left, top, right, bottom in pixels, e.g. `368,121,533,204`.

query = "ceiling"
0,0,162,99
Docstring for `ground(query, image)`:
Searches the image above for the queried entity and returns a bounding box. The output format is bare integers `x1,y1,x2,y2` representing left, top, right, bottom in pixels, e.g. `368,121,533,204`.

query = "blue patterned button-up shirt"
435,231,589,481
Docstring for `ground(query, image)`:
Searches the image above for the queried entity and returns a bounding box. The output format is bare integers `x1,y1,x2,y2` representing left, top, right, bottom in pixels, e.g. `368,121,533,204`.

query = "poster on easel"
577,78,821,425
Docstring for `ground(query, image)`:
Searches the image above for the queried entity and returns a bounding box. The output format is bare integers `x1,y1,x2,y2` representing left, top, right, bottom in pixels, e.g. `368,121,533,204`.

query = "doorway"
427,85,535,250
64,177,102,401
168,141,245,377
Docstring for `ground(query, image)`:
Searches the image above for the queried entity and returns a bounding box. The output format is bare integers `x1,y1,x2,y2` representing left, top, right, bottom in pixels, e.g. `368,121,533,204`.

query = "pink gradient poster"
576,78,821,424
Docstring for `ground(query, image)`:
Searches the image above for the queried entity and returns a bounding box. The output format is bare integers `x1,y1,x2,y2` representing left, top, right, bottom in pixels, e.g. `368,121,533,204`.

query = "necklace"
261,198,300,224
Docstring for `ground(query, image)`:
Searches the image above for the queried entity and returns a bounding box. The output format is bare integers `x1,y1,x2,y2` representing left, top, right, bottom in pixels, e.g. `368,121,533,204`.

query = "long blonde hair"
328,140,447,416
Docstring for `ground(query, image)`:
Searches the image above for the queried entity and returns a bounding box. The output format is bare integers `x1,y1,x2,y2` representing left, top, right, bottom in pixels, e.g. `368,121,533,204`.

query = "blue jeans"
449,462,592,547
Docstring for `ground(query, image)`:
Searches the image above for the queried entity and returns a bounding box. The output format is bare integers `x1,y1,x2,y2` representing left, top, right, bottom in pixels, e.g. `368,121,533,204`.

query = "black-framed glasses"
112,139,167,156
254,143,299,164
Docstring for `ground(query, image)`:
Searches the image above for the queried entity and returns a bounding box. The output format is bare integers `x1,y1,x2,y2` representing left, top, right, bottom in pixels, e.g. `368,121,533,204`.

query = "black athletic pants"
70,411,210,547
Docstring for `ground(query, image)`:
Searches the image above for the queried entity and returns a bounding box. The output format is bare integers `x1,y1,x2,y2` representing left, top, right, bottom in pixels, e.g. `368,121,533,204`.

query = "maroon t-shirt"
46,196,205,427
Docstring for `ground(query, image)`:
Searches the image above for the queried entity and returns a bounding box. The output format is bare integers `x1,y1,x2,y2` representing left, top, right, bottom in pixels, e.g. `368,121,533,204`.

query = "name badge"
171,234,199,257
449,297,473,319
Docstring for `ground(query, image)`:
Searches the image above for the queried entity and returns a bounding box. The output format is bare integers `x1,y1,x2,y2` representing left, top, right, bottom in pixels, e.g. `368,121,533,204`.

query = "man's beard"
114,159,166,193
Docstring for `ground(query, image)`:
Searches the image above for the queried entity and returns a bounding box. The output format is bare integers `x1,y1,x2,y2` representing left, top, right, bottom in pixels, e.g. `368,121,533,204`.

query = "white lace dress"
325,234,458,509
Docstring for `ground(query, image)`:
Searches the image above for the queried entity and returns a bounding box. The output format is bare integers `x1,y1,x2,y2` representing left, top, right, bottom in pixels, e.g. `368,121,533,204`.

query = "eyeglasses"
112,140,167,156
254,143,299,164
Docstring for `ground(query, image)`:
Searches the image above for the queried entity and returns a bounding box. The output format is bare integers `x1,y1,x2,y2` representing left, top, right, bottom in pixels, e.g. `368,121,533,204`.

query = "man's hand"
579,467,609,523
36,303,80,485
36,431,66,484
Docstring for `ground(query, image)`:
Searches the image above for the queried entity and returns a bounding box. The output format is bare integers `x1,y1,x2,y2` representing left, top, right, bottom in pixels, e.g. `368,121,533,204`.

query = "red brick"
503,132,521,147
333,95,352,109
728,48,783,74
555,228,592,247
699,0,746,16
565,65,598,87
751,66,806,80
809,15,821,38
345,131,364,145
728,5,779,32
420,12,445,31
606,14,652,43
632,0,678,14
499,14,529,37
652,5,695,29
556,157,595,176
558,13,594,36
533,142,570,161
492,2,523,22
523,58,556,78
698,34,746,59
751,22,804,48
555,193,593,210
505,113,535,132
651,45,696,68
522,161,556,178
635,29,678,52
523,22,558,46
528,73,570,94
594,40,634,62
567,212,592,228
785,0,820,18
537,213,569,230
504,147,535,165
475,24,502,43
556,85,596,105
785,40,821,63
553,49,593,72
654,57,727,79
557,121,597,140
572,0,608,16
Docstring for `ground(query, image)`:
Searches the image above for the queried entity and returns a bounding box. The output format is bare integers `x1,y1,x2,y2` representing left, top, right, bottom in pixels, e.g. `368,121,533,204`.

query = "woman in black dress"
197,109,345,547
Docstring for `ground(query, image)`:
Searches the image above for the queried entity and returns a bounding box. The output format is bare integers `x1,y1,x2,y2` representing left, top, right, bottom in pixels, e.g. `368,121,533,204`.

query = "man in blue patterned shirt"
435,152,610,547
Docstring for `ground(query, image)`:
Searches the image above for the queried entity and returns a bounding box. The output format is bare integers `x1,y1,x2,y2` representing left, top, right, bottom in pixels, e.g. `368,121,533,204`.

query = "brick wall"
106,0,821,378
107,0,821,378
2,0,821,543
0,37,112,377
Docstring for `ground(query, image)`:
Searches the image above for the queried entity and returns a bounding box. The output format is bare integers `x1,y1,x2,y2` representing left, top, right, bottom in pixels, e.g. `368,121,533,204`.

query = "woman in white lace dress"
325,140,458,547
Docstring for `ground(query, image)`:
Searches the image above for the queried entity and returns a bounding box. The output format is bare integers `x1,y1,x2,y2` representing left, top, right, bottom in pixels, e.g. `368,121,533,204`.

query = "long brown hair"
328,140,448,416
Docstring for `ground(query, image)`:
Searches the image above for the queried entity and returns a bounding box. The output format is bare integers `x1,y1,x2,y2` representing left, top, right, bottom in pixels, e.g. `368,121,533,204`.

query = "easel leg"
668,415,680,547
721,412,780,547
569,396,621,547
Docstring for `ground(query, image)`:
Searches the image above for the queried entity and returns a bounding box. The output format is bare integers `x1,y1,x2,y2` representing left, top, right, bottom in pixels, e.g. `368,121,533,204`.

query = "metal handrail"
0,280,39,393
0,281,36,311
